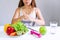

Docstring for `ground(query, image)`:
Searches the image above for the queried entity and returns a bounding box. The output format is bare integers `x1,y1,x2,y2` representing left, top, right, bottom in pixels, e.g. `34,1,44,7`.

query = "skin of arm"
11,8,24,24
11,7,45,25
33,8,45,25
22,8,45,25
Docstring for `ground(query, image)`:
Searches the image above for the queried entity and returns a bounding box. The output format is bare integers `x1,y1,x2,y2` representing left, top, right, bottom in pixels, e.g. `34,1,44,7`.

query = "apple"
6,26,15,35
39,26,47,35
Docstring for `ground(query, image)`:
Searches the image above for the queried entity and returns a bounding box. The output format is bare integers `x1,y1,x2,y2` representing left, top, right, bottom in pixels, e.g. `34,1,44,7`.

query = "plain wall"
0,0,60,26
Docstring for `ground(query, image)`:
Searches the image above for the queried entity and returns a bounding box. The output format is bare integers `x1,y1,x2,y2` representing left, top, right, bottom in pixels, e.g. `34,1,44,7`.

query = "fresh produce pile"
4,21,28,36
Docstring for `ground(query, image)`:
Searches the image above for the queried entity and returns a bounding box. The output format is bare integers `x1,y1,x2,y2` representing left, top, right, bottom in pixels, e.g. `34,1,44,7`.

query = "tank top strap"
20,8,23,16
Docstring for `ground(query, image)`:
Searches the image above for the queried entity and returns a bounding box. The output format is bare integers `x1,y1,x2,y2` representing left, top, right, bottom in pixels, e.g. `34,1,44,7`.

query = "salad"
4,21,28,36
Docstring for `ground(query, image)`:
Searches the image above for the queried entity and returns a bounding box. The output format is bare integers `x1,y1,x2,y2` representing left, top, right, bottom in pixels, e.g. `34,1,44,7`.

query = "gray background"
0,0,60,26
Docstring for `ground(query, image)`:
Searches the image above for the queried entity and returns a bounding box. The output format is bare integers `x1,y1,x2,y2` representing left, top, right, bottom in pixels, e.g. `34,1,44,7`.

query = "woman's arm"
24,8,45,25
32,8,45,25
11,8,24,24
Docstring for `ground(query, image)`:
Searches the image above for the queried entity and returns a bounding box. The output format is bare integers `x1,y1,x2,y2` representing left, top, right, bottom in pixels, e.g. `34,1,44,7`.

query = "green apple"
39,26,47,35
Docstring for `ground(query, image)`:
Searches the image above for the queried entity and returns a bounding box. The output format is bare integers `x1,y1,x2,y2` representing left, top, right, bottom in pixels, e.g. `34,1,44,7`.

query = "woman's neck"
23,5,32,9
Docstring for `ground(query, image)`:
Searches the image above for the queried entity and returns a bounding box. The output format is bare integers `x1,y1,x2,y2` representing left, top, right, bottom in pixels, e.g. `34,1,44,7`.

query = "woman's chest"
20,8,36,18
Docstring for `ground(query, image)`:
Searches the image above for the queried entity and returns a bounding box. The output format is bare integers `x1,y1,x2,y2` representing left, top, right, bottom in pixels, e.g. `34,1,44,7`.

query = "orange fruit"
4,24,11,32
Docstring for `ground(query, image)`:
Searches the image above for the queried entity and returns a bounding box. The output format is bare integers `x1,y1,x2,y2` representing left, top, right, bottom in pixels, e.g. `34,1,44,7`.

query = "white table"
0,26,60,40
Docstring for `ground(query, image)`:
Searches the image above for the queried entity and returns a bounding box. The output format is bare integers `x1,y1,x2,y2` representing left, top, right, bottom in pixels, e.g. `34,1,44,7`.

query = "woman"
11,0,45,25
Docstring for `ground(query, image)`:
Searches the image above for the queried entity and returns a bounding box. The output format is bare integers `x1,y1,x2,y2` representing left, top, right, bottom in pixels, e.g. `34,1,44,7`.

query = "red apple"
6,26,15,35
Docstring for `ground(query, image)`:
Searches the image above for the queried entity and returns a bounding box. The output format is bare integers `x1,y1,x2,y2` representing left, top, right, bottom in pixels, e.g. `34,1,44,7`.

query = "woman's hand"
22,12,33,21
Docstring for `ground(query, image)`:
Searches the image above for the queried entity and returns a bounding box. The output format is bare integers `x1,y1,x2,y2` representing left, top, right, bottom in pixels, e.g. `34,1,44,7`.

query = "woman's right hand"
21,12,29,20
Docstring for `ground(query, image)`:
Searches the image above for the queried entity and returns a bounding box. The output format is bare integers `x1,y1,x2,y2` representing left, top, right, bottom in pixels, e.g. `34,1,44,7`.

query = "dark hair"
18,0,36,8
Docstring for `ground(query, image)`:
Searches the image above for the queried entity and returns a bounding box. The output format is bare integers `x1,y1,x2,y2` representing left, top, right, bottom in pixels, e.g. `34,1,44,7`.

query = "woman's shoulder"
15,7,21,12
15,7,22,13
15,8,20,13
34,7,40,12
34,7,40,10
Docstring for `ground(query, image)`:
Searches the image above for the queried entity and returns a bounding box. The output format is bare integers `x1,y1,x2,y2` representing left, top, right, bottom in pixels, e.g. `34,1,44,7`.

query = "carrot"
10,32,17,36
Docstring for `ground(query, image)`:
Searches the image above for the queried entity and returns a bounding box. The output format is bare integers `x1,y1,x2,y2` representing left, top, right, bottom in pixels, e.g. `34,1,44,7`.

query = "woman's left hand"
23,12,33,21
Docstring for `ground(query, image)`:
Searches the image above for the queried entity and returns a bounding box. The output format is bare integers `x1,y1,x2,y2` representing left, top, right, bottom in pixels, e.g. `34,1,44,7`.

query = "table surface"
0,26,60,40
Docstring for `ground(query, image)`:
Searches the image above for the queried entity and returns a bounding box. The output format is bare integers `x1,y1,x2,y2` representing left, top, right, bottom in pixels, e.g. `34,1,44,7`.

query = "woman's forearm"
35,19,45,25
31,18,45,25
11,16,24,24
24,13,45,25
